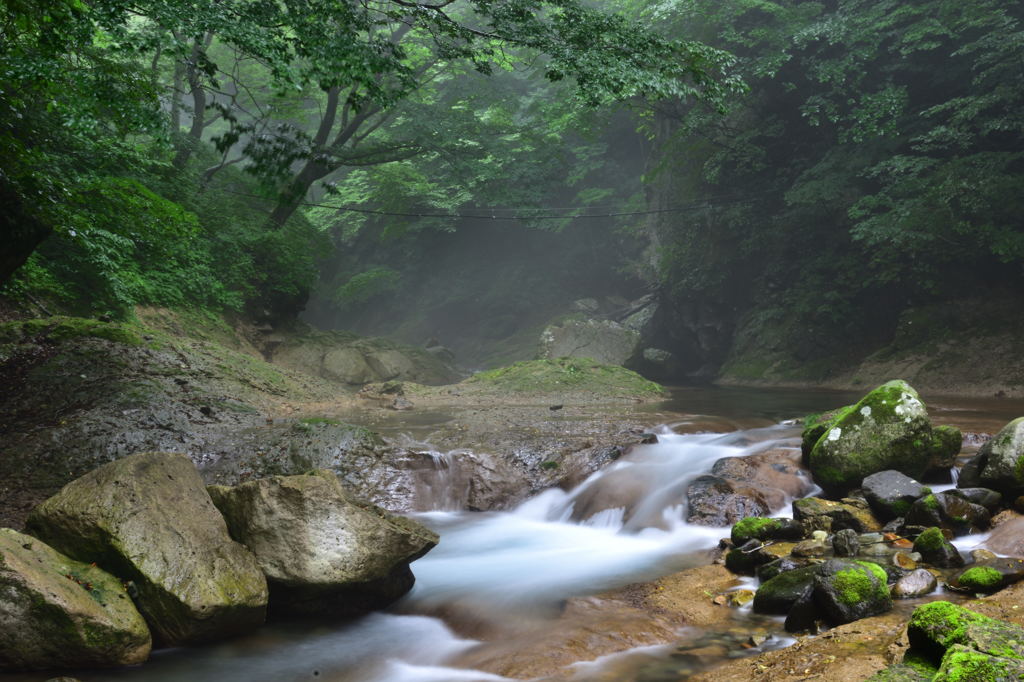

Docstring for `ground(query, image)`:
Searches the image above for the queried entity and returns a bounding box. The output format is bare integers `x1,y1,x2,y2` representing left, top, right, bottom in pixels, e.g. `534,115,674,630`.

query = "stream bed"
5,385,1024,682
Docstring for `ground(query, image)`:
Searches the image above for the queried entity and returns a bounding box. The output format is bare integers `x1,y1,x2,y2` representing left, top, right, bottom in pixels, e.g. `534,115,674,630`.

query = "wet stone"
792,539,827,557
832,528,860,557
892,568,937,599
892,551,918,570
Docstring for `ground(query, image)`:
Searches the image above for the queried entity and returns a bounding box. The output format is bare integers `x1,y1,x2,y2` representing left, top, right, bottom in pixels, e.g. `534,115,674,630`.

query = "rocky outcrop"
26,452,268,645
271,328,459,386
538,317,641,366
207,471,438,617
813,558,892,625
957,417,1024,497
0,529,151,670
803,381,960,498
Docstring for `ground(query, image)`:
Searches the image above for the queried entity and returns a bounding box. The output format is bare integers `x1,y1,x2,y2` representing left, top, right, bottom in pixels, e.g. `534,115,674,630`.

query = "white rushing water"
65,423,801,682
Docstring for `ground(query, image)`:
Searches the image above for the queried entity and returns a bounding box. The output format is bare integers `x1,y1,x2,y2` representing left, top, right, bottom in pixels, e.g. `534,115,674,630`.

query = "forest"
1,0,1024,680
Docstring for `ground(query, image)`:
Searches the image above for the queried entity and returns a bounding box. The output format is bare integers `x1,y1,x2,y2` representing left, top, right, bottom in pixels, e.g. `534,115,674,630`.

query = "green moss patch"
731,516,782,545
464,357,665,397
957,566,1003,592
0,316,144,346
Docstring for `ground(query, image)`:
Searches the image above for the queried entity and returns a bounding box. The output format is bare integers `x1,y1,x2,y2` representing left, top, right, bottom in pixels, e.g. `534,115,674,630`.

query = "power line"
216,187,771,221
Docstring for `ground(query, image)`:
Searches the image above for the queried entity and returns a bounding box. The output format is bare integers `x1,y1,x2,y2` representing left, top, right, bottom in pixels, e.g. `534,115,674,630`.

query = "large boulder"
0,529,151,670
813,559,893,625
805,381,959,498
207,471,438,617
25,452,268,645
538,317,641,366
686,448,814,526
958,417,1024,498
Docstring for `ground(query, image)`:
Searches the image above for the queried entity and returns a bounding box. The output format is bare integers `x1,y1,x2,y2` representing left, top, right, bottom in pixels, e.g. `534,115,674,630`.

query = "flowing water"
7,386,1024,682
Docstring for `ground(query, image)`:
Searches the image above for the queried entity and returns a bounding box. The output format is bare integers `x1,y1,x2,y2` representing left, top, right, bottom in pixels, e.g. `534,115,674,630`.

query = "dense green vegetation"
2,0,1021,380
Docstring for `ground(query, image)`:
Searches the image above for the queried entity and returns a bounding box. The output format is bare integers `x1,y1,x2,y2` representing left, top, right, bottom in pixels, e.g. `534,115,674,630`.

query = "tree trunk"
172,34,212,170
0,181,52,286
266,160,331,228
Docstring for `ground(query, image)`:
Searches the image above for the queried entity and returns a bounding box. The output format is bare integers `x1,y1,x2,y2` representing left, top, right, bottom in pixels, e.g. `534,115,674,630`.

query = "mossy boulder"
912,527,964,568
752,565,820,615
207,471,438,617
959,417,1024,498
538,317,642,366
806,381,957,498
950,558,1024,594
800,407,846,467
907,601,1024,672
812,558,893,625
730,516,804,545
906,493,991,537
0,529,151,670
26,452,268,645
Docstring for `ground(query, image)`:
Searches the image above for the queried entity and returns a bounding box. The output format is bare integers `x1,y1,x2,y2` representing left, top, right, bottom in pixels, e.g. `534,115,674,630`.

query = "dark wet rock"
813,558,893,625
730,516,804,545
949,558,1024,594
862,470,925,521
832,528,860,557
686,448,813,526
892,568,938,599
793,496,882,534
946,487,1003,512
804,381,957,498
753,565,821,615
912,527,964,568
725,540,795,575
905,492,990,536
26,452,268,645
756,556,815,582
958,417,1024,497
0,529,151,670
927,425,963,474
784,590,820,633
207,471,438,618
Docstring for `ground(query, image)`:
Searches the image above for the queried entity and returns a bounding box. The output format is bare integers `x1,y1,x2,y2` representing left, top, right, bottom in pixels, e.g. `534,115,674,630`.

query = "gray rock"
905,492,990,536
0,529,151,670
892,568,938,599
538,317,640,366
26,452,268,645
207,471,438,617
792,496,882,534
946,487,1002,512
813,558,893,625
862,470,925,521
832,529,860,557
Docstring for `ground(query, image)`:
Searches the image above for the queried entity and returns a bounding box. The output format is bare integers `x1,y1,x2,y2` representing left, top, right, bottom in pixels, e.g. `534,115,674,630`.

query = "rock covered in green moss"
26,452,268,645
812,558,893,625
912,527,964,568
959,417,1024,498
906,492,991,536
801,408,846,466
950,558,1024,594
207,471,437,617
0,529,151,670
806,381,958,498
464,357,666,397
752,565,820,615
730,516,804,545
907,601,1024,673
933,644,1024,681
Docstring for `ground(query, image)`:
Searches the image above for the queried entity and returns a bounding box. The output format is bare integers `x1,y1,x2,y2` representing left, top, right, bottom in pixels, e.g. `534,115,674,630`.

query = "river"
6,385,1023,681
